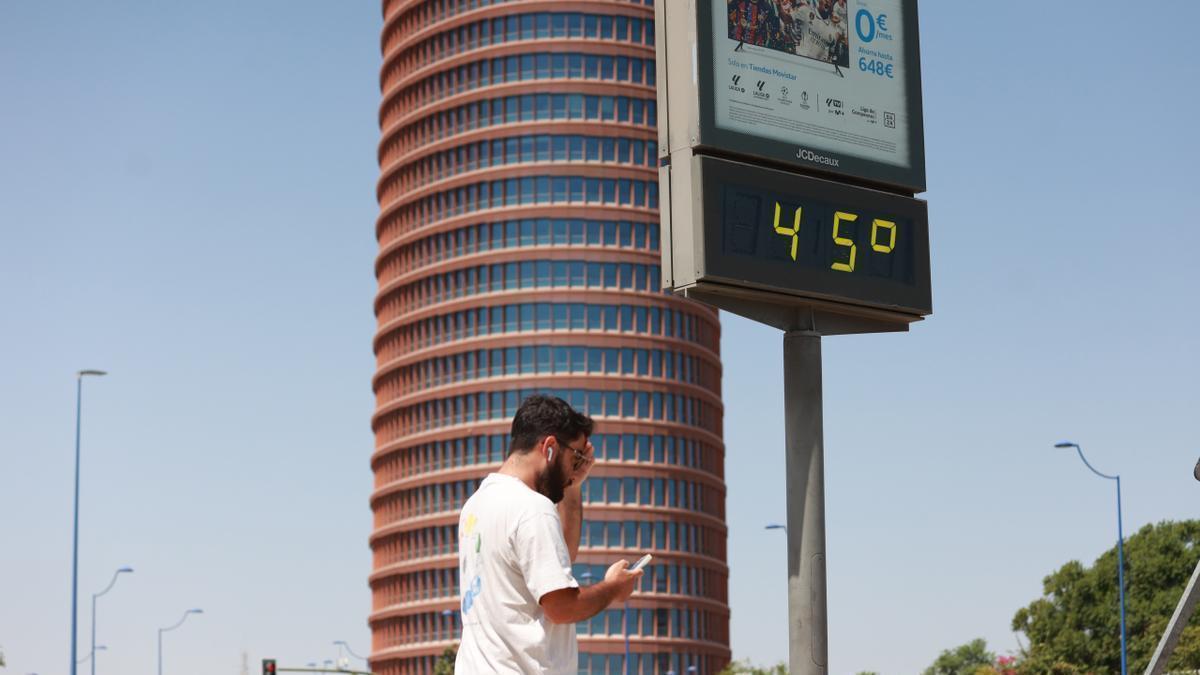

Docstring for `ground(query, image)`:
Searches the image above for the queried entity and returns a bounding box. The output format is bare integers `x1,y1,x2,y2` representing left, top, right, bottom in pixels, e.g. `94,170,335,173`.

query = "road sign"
657,0,926,191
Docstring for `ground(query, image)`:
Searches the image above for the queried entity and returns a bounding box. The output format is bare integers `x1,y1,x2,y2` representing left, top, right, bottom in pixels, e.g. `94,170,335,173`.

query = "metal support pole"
1117,477,1128,675
783,331,827,675
90,594,97,675
1059,442,1128,675
70,377,83,675
624,601,631,674
1145,556,1200,675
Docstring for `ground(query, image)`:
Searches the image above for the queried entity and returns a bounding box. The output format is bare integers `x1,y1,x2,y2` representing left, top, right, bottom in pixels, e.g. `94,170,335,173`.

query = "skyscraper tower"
369,0,729,672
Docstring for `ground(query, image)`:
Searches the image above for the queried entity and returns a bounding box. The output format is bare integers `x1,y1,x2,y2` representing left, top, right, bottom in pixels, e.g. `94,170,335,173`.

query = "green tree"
432,645,456,675
717,659,787,675
922,638,995,675
1012,519,1200,674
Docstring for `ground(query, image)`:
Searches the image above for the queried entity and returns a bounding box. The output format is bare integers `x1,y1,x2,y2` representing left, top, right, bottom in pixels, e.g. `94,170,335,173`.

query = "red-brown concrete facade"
370,0,730,671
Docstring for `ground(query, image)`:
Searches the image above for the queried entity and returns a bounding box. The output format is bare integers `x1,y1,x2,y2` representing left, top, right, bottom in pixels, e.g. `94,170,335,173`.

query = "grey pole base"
784,331,828,675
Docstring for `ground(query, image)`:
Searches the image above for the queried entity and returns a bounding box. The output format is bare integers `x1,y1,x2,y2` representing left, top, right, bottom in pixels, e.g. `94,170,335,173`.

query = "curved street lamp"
157,608,203,675
1055,441,1127,675
332,641,369,663
91,567,132,675
70,369,107,675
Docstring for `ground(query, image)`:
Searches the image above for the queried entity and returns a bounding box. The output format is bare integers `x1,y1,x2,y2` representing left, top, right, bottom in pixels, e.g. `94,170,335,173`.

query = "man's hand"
559,440,593,562
568,440,596,487
604,559,643,602
540,559,645,624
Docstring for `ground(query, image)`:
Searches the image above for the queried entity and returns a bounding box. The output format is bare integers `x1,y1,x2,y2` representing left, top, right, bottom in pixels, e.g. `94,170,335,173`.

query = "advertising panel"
700,0,925,190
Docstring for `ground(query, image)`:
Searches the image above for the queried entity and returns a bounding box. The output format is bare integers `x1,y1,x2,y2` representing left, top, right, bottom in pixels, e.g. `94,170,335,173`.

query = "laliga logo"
729,74,746,93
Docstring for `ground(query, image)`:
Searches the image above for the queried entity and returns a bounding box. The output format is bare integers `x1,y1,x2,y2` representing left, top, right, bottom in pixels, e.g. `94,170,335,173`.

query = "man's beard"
535,460,572,504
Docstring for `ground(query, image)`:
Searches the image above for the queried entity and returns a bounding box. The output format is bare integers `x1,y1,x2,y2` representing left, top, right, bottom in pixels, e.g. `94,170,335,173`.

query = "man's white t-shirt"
456,473,579,674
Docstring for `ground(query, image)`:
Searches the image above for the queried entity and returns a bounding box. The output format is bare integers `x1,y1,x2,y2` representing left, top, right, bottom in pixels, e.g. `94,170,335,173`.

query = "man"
795,0,846,64
455,395,643,674
775,0,805,52
730,0,787,52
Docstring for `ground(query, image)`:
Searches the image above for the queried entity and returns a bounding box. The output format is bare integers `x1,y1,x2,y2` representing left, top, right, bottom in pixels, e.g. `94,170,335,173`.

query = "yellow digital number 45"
773,202,802,261
831,211,858,272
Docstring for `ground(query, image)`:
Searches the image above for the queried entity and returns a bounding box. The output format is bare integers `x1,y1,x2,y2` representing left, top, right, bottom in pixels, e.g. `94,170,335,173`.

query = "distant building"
368,0,730,672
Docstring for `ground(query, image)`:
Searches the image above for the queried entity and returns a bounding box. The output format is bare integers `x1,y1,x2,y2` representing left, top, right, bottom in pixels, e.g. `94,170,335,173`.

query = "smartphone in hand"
629,554,653,572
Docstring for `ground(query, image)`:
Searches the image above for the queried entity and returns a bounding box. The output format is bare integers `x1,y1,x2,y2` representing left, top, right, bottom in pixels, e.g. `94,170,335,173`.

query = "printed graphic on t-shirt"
461,512,483,616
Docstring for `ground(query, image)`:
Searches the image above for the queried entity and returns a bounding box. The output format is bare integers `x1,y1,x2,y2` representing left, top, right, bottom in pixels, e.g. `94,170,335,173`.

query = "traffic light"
262,660,276,675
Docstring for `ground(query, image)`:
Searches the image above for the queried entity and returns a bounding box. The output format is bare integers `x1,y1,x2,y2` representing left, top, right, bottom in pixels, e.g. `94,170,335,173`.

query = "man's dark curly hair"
509,394,595,457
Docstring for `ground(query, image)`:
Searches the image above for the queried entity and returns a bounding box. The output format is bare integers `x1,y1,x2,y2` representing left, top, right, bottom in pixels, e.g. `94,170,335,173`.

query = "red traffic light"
262,659,277,675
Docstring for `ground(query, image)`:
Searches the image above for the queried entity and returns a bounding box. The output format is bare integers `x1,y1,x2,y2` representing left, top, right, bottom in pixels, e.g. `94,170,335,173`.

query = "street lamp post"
157,608,203,675
91,567,132,675
70,369,107,675
624,599,632,675
332,641,369,664
1055,441,1127,675
575,569,635,673
579,570,632,674
76,646,106,664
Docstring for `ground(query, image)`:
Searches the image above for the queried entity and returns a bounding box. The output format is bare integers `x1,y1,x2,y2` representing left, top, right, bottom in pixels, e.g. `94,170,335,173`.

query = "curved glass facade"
370,0,729,671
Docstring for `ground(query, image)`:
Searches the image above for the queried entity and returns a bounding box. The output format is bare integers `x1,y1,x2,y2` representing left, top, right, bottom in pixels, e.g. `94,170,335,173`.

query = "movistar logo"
795,148,840,167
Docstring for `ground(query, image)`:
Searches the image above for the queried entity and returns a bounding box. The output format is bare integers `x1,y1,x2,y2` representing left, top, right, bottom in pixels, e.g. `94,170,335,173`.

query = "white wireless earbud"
547,446,555,462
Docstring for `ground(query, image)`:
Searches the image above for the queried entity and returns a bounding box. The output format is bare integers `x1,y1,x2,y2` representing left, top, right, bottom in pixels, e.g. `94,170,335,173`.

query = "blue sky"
1,1,1198,674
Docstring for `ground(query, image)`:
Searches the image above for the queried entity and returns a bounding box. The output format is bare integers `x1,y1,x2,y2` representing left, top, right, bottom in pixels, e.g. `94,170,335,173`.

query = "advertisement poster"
713,0,912,172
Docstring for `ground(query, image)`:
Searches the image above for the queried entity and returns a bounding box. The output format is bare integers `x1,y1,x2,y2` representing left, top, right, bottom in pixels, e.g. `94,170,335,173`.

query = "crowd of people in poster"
729,0,850,67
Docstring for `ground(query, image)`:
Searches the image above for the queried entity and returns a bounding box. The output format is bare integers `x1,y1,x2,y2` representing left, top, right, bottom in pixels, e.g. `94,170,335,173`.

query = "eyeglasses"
556,438,592,470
